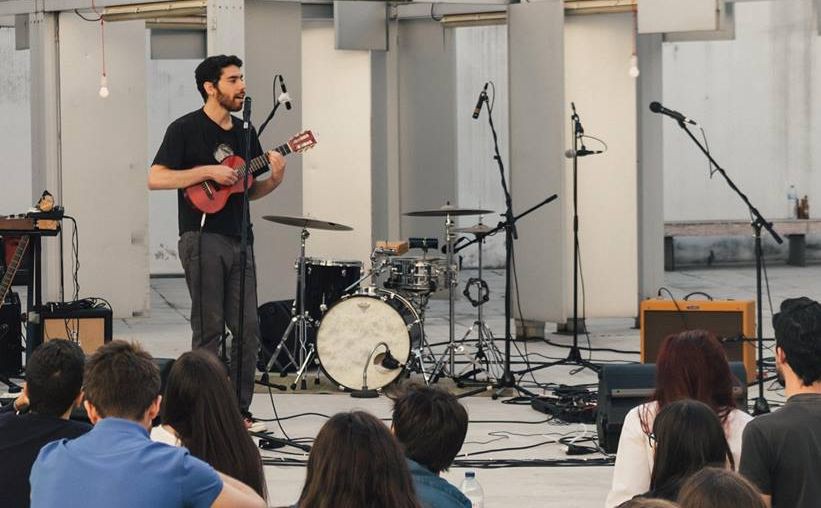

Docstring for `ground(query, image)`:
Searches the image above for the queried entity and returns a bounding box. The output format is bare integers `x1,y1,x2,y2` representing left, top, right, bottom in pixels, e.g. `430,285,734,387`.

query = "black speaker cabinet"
640,299,756,380
0,292,23,376
41,306,113,355
596,362,748,454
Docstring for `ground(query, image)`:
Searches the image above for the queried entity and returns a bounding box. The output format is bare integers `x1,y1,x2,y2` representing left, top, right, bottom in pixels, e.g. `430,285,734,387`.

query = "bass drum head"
316,293,413,391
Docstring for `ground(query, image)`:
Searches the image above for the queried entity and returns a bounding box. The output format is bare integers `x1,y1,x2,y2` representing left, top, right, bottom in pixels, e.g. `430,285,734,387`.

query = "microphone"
377,348,402,370
472,82,489,120
649,101,698,126
243,96,252,127
278,76,292,110
564,148,603,158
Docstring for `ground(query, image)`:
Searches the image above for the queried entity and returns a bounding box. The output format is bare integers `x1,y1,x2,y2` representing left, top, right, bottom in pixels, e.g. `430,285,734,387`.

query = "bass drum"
316,288,422,391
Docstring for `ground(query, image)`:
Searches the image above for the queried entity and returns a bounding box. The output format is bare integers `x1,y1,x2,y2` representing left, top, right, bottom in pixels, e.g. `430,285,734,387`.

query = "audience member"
678,467,765,508
606,329,751,507
0,339,90,508
29,340,265,508
615,498,678,508
740,296,821,508
297,410,421,508
156,349,266,498
646,399,733,502
391,384,470,508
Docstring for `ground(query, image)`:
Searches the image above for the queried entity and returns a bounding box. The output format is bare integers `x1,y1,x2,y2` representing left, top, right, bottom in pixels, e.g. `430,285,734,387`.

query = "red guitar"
184,130,317,214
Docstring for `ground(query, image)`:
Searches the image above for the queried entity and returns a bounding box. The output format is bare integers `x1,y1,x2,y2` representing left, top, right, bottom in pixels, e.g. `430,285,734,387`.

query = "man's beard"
216,87,243,112
776,362,785,387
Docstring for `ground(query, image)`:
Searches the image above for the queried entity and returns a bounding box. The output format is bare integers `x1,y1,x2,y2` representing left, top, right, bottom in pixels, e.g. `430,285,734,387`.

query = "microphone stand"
235,97,254,408
670,118,782,415
472,85,558,397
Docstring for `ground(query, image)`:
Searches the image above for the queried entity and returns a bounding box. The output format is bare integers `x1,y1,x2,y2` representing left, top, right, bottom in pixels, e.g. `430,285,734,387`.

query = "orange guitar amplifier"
640,299,756,380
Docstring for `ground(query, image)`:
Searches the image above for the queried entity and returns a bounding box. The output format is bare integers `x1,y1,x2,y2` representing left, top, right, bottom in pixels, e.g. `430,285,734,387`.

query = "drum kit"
260,203,501,394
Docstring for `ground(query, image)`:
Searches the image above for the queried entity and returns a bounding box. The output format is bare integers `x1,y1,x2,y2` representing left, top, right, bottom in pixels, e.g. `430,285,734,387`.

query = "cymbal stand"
260,227,317,390
455,227,504,383
429,212,459,382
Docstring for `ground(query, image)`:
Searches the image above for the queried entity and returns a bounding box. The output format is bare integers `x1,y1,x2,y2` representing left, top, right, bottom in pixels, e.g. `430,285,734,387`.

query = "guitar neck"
242,142,292,179
0,235,30,305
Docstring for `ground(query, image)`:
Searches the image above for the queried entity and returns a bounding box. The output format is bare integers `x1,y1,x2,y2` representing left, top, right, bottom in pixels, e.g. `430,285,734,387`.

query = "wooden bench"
664,219,821,270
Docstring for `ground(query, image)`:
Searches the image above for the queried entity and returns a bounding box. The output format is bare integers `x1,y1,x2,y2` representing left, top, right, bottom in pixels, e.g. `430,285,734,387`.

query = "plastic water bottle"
460,471,484,508
788,185,798,219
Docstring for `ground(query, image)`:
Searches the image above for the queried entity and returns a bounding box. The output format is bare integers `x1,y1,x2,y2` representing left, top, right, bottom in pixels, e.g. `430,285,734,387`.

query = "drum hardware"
259,215,354,390
405,204,492,381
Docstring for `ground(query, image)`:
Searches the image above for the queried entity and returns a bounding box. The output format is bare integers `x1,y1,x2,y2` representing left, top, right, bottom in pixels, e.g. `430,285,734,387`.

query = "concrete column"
207,0,244,58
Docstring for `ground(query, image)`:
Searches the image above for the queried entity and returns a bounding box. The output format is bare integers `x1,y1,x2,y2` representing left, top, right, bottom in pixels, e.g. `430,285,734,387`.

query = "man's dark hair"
773,296,821,386
26,339,85,417
194,54,243,102
391,384,468,473
83,340,160,420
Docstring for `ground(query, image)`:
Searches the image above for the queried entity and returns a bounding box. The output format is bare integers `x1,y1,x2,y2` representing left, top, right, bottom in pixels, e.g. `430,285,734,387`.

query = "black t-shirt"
152,108,266,238
740,393,821,508
0,409,91,508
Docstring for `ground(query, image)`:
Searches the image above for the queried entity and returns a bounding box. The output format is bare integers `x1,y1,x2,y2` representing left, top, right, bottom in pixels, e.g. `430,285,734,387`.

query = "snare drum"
316,288,422,391
298,258,362,321
384,257,449,293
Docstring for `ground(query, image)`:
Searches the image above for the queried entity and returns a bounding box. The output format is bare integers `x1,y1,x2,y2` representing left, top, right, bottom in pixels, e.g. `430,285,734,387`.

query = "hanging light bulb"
628,54,640,79
98,74,109,98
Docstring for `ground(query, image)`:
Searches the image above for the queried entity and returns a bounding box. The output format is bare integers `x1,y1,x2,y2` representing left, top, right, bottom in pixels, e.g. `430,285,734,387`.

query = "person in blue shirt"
391,384,472,508
29,340,266,508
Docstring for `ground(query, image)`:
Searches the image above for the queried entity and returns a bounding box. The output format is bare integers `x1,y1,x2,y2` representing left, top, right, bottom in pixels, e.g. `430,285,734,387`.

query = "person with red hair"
605,329,752,507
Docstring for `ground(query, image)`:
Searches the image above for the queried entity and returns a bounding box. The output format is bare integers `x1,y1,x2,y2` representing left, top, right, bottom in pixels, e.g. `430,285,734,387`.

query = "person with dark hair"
297,411,421,508
740,296,821,508
0,339,90,508
29,340,266,508
148,54,287,423
646,400,734,501
391,384,471,508
606,330,751,507
154,349,266,499
678,467,766,508
615,499,678,508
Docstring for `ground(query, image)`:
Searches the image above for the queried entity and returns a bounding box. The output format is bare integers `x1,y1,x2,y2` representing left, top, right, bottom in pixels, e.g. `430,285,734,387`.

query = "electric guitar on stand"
0,236,29,309
184,130,317,214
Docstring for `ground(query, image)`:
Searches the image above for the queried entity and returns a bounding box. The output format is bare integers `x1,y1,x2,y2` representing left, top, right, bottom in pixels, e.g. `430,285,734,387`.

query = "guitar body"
184,155,256,214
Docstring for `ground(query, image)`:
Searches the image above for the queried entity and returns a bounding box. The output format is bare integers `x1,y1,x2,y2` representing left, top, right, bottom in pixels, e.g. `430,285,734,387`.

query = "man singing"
148,55,286,425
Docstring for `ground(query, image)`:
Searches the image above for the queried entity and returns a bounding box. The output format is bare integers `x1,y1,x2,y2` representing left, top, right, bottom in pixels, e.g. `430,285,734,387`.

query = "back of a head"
25,339,85,417
391,383,468,473
773,297,821,386
678,467,766,508
653,330,735,420
650,400,733,498
83,340,160,420
161,350,265,498
299,411,420,508
616,498,679,508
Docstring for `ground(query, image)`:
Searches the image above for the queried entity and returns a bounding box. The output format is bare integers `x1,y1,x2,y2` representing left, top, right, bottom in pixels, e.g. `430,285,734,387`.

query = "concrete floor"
24,263,809,507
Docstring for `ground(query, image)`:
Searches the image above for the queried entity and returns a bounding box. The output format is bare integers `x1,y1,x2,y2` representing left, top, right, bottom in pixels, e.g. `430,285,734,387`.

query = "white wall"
454,24,509,268
565,13,638,317
146,54,200,275
663,0,820,222
0,28,31,215
301,23,372,264
58,15,149,316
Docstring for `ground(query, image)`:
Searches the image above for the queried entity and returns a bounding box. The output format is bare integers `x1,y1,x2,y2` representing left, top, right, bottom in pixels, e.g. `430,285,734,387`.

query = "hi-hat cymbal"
262,215,353,231
454,224,494,235
404,205,493,217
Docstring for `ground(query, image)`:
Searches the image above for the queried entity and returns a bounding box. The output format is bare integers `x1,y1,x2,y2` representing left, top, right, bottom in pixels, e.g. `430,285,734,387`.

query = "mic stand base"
752,396,771,416
350,388,379,399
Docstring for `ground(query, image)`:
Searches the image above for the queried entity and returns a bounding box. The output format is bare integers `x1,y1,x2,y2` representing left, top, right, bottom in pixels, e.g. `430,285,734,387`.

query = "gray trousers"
178,231,260,412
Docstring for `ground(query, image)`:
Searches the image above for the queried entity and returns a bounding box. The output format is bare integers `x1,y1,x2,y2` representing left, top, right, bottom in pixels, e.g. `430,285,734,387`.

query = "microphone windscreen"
649,101,662,113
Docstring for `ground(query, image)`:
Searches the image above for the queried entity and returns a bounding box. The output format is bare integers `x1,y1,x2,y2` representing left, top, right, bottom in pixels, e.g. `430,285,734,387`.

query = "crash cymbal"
261,215,353,231
454,224,494,235
404,204,493,217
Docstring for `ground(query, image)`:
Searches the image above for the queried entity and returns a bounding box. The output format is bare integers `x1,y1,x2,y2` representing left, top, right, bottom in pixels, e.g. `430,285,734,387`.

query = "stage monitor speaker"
640,299,755,380
596,361,748,454
41,306,113,355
